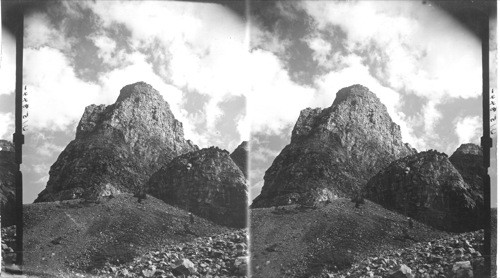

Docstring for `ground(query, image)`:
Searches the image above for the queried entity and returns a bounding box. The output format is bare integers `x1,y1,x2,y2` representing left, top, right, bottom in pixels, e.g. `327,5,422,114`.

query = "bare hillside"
23,194,230,277
251,198,447,277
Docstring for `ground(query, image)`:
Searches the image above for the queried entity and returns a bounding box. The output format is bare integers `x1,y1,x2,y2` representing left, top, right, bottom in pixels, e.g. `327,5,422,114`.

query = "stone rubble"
331,230,486,278
1,225,16,268
96,229,248,277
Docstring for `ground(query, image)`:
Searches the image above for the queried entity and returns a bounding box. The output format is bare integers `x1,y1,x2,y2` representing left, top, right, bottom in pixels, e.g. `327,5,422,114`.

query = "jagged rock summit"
230,141,248,178
35,82,198,202
252,85,415,208
365,150,480,232
147,146,247,228
0,140,16,226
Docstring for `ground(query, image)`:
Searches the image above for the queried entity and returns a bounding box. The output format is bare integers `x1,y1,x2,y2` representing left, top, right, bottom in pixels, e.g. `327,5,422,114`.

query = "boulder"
172,258,196,276
450,261,473,278
389,264,414,278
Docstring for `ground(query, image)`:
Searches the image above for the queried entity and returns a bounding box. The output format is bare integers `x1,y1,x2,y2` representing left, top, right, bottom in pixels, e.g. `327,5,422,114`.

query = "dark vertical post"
12,4,24,269
480,12,492,277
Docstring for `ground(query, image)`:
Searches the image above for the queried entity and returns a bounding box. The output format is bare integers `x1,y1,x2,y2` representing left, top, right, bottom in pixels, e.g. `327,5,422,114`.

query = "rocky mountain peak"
290,84,412,157
230,141,248,178
35,82,198,202
147,147,247,228
331,84,373,105
116,82,160,104
252,85,415,208
365,150,480,232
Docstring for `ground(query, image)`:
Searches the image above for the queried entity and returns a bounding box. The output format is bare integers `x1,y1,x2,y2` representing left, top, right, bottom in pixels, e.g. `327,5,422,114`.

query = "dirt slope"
251,198,447,278
23,193,230,277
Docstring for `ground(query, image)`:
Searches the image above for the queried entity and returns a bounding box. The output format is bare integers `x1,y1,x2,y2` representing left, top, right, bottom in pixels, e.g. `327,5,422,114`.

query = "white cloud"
236,114,250,142
24,47,101,131
304,35,333,68
422,101,442,135
36,142,64,157
1,28,16,96
24,13,72,50
248,49,315,133
250,23,292,56
0,113,14,140
300,1,481,100
251,145,279,163
32,163,50,174
455,116,482,145
89,34,117,66
85,1,250,144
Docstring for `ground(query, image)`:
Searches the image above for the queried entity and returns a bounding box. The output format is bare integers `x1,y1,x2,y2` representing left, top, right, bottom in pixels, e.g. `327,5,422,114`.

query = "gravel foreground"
329,230,490,278
2,228,247,278
94,229,248,278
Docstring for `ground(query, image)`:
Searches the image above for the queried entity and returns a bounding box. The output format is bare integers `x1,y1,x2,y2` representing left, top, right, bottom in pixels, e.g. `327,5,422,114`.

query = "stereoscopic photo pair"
0,1,497,277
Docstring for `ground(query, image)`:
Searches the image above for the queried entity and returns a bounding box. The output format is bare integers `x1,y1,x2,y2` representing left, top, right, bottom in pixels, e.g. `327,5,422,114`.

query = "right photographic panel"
248,1,496,277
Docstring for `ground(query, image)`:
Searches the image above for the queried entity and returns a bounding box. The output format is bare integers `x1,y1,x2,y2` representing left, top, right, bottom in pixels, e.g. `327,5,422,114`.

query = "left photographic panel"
3,1,249,276
1,1,22,274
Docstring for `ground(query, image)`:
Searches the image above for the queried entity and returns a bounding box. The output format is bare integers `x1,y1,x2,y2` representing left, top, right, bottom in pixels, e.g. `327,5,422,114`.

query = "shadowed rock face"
230,141,248,178
252,85,415,208
0,140,16,226
449,143,484,201
147,147,247,228
365,150,480,232
35,82,198,202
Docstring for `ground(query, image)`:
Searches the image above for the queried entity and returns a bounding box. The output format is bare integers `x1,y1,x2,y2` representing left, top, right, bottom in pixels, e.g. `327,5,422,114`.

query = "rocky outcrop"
252,85,415,208
147,147,247,228
35,82,198,202
449,144,484,202
365,150,480,232
230,141,248,178
0,140,16,226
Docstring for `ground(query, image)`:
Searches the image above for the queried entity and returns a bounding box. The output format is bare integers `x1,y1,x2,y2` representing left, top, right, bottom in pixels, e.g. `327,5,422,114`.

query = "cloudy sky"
248,1,495,202
1,1,250,203
0,1,496,204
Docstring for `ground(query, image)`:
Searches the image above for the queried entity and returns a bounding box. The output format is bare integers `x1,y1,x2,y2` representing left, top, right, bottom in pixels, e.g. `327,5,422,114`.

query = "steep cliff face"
230,141,248,178
147,147,247,228
252,85,415,208
365,150,479,232
0,140,16,226
35,82,198,202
